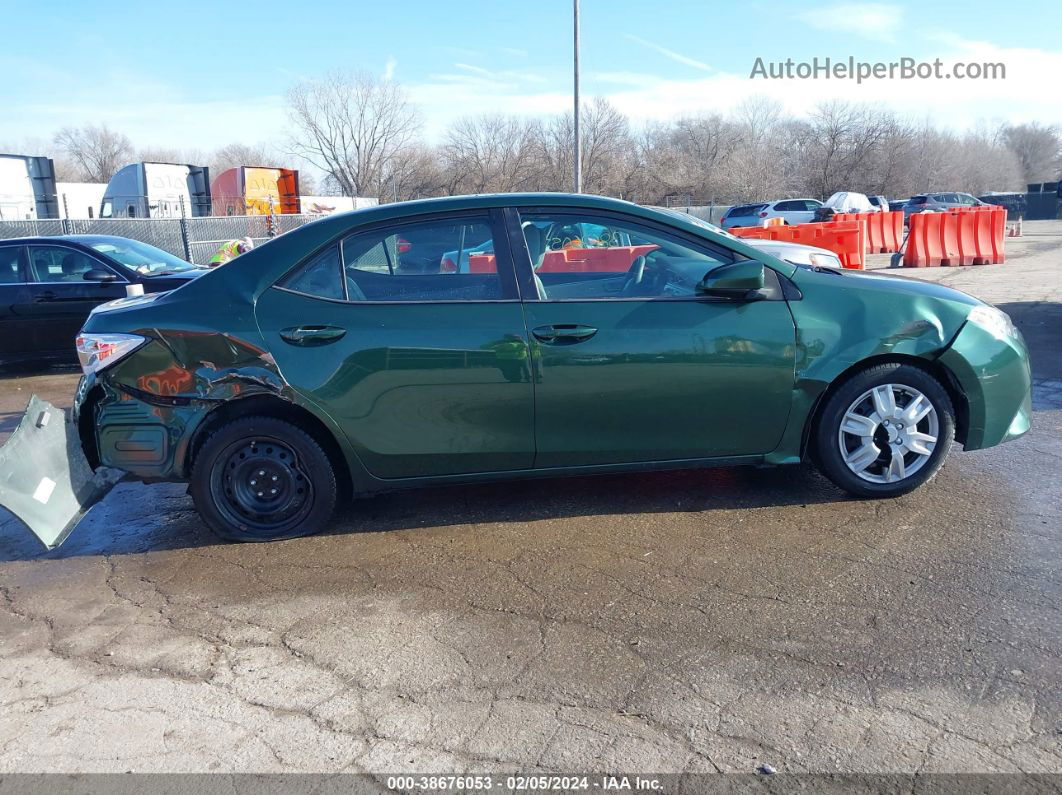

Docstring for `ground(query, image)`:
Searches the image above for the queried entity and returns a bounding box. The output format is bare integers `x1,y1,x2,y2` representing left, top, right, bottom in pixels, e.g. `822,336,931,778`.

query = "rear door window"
0,246,23,283
278,215,514,302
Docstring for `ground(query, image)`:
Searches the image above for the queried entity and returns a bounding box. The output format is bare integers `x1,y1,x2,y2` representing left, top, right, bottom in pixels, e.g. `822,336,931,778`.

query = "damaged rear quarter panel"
77,249,340,482
766,268,979,464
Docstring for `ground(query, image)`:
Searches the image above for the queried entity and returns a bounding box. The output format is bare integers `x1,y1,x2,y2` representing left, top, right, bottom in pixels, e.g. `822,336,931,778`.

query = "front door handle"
531,324,598,344
279,325,347,346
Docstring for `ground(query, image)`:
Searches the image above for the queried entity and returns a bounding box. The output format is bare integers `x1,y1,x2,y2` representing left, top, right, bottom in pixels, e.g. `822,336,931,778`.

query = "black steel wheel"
191,416,337,542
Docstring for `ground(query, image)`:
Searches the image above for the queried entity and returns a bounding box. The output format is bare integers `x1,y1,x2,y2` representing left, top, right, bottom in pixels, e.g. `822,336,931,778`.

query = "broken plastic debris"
0,395,124,549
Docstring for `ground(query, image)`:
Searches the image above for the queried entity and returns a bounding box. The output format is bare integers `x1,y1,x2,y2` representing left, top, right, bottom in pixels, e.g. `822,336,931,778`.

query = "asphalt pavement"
0,223,1059,774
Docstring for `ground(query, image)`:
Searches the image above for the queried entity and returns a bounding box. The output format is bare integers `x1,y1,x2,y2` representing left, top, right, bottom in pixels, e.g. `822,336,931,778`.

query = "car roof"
0,235,126,246
307,192,732,238
212,192,800,293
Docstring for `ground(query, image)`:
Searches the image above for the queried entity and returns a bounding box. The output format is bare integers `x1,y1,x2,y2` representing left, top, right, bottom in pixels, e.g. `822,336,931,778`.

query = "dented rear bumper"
75,371,214,483
0,395,124,549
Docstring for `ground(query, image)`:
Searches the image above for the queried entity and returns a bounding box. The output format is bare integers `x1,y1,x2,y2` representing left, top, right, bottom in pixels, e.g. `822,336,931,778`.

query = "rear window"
726,204,767,217
909,196,927,205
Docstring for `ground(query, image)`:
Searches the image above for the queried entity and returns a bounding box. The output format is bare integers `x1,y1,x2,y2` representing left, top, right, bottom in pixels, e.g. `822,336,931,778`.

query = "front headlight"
75,333,147,376
967,305,1016,341
808,252,842,269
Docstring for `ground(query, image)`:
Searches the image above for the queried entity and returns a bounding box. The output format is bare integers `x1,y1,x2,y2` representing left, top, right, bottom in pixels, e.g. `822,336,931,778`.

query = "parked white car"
720,198,823,229
823,191,875,214
661,209,844,270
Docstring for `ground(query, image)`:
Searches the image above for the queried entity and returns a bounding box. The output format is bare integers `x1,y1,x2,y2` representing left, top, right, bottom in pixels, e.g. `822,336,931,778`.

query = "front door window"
518,213,730,300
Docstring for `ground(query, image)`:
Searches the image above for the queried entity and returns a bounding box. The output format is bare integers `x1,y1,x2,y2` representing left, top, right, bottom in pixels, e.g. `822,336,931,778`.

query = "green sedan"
3,193,1032,546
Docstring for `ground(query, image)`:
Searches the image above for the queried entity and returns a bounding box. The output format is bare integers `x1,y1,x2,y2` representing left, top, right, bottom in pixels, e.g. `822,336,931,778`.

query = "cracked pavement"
0,222,1059,774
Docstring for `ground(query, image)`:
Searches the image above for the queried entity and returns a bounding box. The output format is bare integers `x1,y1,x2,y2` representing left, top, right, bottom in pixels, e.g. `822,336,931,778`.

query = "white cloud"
407,34,1062,138
796,2,904,43
623,34,712,72
595,36,1062,130
455,62,492,77
384,56,397,81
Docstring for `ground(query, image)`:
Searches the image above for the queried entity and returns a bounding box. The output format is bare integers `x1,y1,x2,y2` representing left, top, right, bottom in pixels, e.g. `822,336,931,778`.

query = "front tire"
191,416,337,542
812,363,955,498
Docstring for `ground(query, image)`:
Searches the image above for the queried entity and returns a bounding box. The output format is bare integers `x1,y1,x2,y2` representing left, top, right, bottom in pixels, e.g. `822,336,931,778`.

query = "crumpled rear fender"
0,396,124,549
82,330,297,482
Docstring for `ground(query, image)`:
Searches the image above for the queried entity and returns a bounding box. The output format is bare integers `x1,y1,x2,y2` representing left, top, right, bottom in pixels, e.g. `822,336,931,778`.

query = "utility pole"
573,0,582,193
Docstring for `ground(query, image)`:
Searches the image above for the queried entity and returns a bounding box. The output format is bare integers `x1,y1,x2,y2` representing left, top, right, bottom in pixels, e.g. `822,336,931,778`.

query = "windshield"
87,239,200,276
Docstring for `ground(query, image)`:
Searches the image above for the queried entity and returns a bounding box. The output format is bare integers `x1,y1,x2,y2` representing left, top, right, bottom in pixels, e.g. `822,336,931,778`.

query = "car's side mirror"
697,259,766,300
84,269,118,283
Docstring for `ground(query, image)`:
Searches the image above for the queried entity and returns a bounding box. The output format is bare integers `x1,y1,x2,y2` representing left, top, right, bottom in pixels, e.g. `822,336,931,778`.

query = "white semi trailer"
101,162,211,218
0,154,59,220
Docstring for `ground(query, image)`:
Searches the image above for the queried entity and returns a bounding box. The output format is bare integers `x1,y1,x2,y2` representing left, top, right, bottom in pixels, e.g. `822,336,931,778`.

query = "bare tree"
286,70,420,200
53,124,133,182
791,101,893,200
210,142,278,175
728,97,788,201
1001,123,1062,183
442,115,540,194
641,114,741,201
529,99,636,195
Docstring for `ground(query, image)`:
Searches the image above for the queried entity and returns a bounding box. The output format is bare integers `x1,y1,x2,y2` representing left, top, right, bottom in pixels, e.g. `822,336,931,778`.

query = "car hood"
793,264,983,308
744,239,834,261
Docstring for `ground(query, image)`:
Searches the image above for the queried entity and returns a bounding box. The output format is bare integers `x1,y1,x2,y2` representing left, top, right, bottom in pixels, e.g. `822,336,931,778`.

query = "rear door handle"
279,325,347,346
531,324,597,344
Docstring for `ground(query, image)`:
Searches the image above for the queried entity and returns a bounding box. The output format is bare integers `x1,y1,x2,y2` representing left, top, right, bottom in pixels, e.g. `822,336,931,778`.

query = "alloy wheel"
837,383,939,484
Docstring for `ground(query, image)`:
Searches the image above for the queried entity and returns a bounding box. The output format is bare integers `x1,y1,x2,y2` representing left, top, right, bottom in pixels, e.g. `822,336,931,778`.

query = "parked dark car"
720,200,822,229
903,192,986,219
888,200,907,212
0,235,205,366
978,193,1027,218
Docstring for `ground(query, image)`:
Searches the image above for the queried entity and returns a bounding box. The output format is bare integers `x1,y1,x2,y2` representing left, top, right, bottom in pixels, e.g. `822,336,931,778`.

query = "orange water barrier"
832,211,904,253
731,220,866,269
902,206,1005,267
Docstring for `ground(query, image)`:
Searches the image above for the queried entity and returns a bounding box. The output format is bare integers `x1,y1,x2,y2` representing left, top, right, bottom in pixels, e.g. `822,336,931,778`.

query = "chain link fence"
0,213,324,264
659,202,732,226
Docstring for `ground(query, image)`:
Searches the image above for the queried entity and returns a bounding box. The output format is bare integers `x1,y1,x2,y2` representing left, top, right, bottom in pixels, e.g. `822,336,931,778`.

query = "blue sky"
3,0,1060,151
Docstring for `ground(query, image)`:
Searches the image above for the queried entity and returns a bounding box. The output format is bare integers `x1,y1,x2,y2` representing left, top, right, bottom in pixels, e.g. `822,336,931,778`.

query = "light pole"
573,0,582,194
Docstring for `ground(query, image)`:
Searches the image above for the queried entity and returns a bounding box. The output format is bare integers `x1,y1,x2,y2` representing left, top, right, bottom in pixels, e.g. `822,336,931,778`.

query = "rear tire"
190,416,337,542
812,363,955,498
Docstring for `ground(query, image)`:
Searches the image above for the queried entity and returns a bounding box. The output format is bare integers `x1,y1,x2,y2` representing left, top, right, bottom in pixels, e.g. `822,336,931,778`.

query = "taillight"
397,237,411,254
75,333,147,376
759,211,768,218
440,257,457,273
